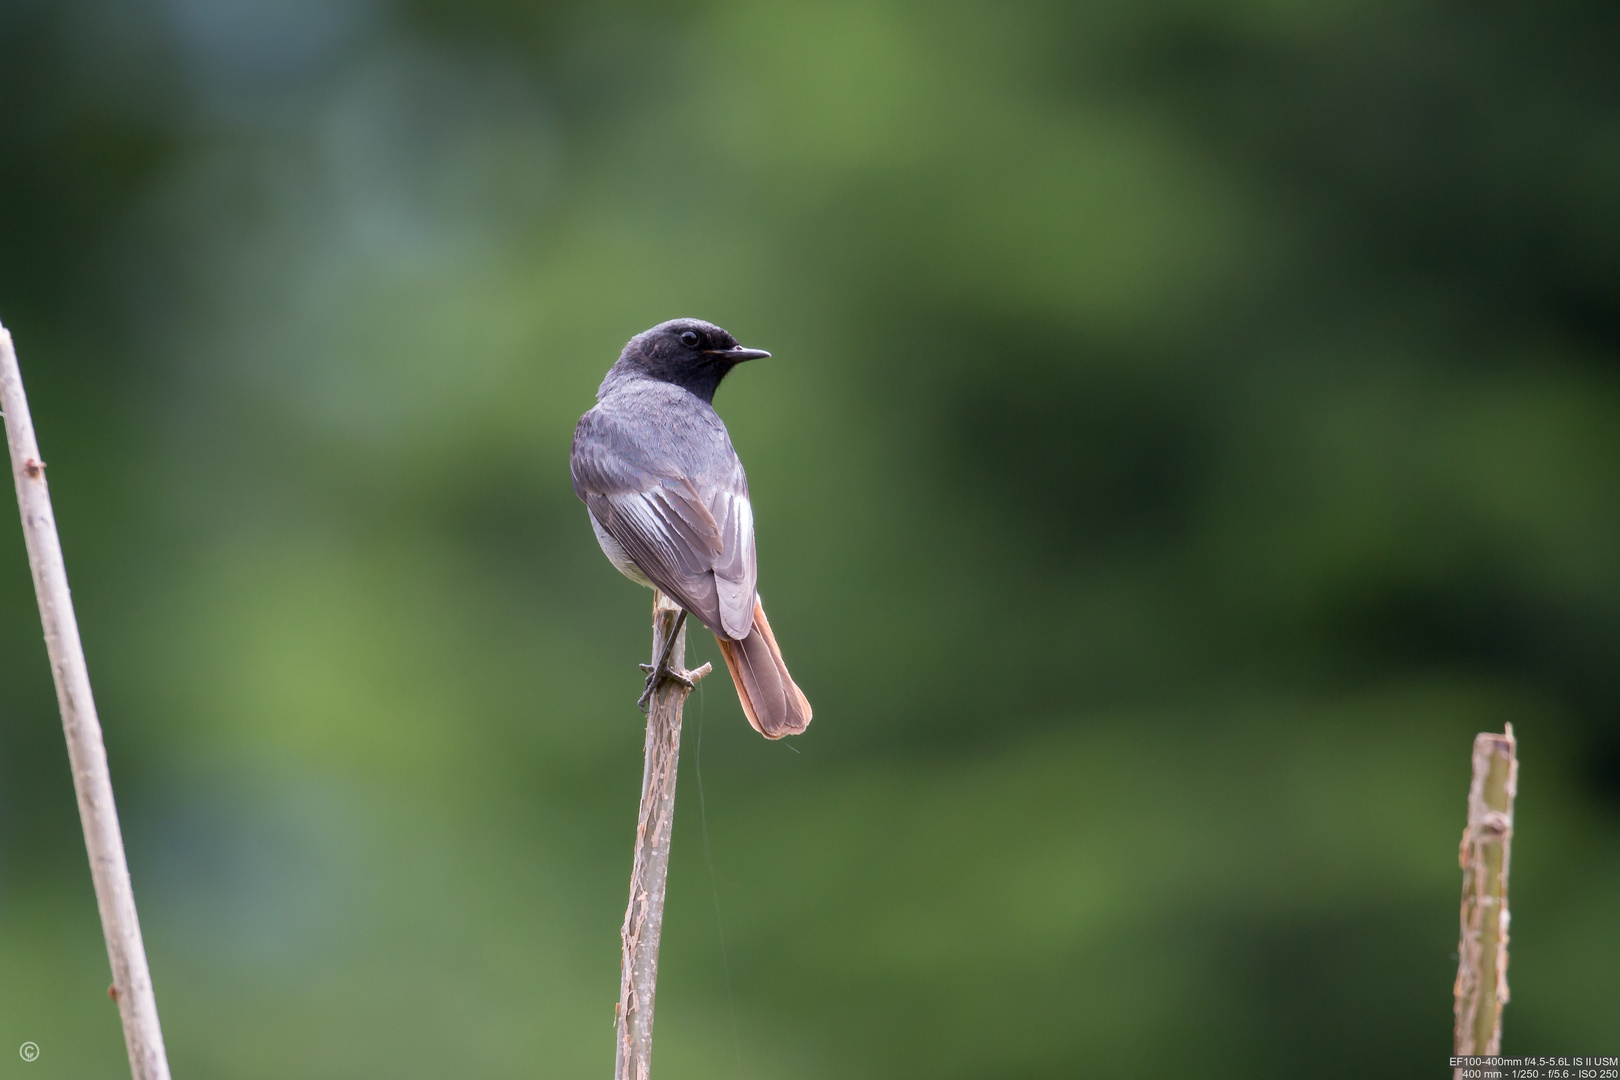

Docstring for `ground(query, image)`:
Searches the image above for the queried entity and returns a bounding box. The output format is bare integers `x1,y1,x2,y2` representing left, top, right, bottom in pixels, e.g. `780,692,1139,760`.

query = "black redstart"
570,318,812,738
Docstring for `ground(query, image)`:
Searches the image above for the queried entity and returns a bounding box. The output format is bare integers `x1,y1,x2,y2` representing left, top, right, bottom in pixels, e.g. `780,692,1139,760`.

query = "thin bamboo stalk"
615,589,711,1080
1453,723,1517,1071
0,322,171,1080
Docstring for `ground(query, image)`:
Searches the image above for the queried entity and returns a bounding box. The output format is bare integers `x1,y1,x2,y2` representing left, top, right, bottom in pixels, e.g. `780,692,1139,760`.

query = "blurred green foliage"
1,0,1617,1076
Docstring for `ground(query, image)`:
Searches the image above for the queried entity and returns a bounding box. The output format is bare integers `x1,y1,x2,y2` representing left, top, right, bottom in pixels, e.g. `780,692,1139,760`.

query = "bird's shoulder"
572,377,741,498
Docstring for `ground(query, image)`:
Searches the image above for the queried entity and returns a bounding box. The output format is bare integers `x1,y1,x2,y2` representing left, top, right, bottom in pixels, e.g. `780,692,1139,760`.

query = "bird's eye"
680,330,700,348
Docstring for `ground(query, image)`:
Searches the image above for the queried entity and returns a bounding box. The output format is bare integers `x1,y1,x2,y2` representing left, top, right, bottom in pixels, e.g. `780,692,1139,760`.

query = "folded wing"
584,478,757,641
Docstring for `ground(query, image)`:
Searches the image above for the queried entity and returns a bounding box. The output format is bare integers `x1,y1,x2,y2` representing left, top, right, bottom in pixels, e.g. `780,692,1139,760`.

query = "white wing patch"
712,491,756,639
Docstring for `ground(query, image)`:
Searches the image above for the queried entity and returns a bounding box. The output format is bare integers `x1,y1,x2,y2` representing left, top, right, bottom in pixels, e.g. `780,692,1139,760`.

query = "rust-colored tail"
715,596,812,739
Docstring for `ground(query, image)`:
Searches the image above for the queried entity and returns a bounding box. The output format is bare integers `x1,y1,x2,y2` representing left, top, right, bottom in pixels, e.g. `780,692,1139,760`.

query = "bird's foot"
641,661,696,691
637,660,711,711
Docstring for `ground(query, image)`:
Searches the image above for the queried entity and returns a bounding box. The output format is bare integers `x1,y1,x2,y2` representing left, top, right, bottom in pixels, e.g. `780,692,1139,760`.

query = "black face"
618,318,772,402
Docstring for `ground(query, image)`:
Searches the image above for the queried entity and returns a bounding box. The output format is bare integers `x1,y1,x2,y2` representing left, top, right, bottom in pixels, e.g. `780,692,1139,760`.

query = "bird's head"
611,318,771,403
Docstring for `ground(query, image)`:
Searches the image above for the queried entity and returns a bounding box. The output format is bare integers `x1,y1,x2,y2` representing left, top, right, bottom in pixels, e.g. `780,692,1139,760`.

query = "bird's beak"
704,346,771,361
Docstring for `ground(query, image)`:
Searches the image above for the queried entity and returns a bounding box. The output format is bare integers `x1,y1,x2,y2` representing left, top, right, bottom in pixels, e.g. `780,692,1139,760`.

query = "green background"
1,0,1617,1076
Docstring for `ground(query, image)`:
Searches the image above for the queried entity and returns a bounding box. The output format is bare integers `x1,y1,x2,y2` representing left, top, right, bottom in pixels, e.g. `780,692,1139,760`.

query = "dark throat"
666,359,734,404
604,353,736,404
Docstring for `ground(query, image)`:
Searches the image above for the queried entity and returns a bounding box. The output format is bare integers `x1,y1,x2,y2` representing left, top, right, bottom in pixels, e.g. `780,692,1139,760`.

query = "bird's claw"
637,656,716,711
640,662,695,688
637,662,694,711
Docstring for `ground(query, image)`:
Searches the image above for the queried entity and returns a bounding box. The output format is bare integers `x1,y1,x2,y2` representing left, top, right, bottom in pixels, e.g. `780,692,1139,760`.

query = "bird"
570,318,812,739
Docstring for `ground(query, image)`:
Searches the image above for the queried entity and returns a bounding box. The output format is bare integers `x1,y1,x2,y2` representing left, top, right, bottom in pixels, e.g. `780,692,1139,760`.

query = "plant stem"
0,323,171,1080
1453,723,1517,1069
616,589,711,1080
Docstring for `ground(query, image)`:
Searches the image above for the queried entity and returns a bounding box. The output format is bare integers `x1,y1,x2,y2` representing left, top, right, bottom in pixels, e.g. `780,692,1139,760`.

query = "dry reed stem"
615,589,711,1080
0,323,171,1080
1453,723,1517,1071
